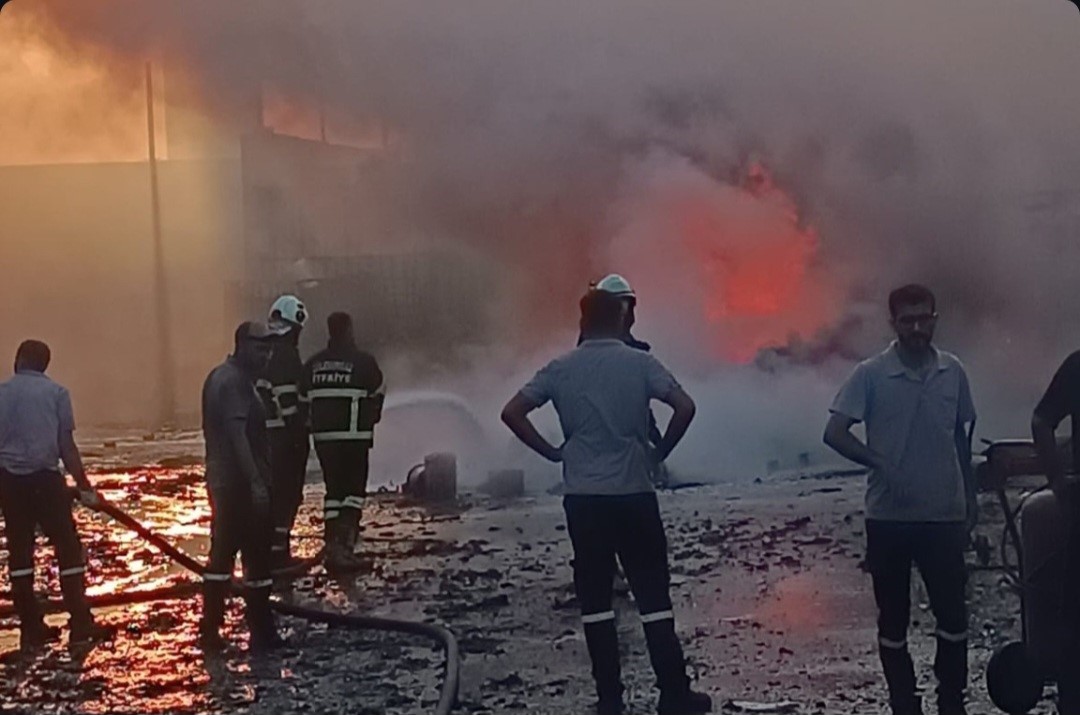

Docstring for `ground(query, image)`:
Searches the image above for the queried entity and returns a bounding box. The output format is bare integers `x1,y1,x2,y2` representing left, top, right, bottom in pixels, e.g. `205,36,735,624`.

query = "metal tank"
1019,490,1070,675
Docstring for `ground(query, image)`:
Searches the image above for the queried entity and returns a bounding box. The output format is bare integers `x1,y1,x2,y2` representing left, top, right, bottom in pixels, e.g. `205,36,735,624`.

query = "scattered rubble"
0,440,1059,714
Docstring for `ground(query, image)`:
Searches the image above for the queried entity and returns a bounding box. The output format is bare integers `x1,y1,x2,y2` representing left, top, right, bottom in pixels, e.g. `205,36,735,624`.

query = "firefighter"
579,274,668,487
301,312,385,572
1031,351,1080,715
0,340,115,652
199,321,286,652
261,294,311,573
502,290,711,715
824,284,977,715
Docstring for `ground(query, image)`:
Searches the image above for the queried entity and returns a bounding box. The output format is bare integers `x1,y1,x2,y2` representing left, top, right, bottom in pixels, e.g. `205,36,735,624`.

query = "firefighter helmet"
593,274,636,299
269,294,308,328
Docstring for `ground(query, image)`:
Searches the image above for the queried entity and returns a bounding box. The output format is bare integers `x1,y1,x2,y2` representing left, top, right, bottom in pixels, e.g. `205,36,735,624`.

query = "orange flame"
677,162,835,363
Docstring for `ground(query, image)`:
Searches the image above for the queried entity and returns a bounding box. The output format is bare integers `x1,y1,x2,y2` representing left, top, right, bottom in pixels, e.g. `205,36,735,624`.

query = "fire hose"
0,496,461,715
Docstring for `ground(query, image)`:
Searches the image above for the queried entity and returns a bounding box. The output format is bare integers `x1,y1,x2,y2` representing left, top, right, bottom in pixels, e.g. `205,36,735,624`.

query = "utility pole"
146,62,177,428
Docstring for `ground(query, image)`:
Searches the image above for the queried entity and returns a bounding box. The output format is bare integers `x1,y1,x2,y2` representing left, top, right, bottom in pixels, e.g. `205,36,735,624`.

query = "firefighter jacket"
256,335,307,433
301,342,384,445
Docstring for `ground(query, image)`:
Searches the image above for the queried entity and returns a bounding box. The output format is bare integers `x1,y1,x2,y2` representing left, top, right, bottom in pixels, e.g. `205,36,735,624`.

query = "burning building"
0,50,496,427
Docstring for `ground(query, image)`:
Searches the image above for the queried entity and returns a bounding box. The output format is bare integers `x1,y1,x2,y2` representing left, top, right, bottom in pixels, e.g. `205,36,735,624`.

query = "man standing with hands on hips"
824,284,977,715
502,290,711,715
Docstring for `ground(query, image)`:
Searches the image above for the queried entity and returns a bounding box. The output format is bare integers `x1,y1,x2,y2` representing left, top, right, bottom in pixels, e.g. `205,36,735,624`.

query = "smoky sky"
9,0,1080,461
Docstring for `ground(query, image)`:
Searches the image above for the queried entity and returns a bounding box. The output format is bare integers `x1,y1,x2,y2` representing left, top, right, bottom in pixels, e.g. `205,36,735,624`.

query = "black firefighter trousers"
269,428,310,563
866,520,968,714
0,470,93,634
202,481,275,639
314,441,370,532
563,492,692,706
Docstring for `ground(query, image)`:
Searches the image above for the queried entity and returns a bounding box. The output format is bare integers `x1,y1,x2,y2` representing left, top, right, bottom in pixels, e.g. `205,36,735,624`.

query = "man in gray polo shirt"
0,340,114,651
824,284,977,715
502,291,711,715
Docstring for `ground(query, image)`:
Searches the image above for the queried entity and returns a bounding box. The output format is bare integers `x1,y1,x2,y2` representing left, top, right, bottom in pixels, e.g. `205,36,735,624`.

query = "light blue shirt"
520,339,680,496
0,371,76,475
830,343,976,522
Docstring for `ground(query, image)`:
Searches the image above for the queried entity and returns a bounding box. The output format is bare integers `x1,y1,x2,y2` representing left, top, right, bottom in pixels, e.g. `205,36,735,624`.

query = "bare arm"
823,413,886,471
956,418,977,528
59,430,92,492
501,392,562,463
654,386,696,462
1033,413,1068,499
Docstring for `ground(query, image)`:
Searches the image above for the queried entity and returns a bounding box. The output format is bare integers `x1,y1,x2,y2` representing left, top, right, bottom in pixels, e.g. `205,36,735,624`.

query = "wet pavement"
0,431,1063,714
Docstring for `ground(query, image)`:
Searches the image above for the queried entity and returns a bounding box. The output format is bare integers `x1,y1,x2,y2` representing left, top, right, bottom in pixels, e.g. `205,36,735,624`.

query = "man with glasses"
824,284,977,715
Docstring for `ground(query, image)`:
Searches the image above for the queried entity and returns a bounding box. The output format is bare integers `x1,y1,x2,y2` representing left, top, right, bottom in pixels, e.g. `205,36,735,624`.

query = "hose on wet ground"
0,497,461,715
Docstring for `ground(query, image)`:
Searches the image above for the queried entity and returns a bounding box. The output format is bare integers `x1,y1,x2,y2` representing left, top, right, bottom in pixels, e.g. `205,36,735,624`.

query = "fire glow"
0,6,154,166
618,158,838,365
687,163,834,363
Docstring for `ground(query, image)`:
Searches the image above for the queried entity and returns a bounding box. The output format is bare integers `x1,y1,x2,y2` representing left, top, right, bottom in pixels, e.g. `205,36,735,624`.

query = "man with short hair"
824,284,977,715
1031,351,1080,714
0,339,114,651
502,290,711,715
301,312,385,572
200,321,285,652
579,274,667,486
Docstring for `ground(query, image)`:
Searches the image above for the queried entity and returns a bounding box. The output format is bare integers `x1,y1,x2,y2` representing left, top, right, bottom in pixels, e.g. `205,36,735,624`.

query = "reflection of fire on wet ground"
0,449,1057,714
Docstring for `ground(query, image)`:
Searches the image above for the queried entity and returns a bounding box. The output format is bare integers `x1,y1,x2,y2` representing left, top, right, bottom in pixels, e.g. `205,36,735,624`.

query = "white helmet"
269,294,308,328
593,274,636,299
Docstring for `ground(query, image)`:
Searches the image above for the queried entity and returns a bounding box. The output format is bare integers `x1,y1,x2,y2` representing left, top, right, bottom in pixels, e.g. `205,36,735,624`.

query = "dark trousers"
564,493,690,703
866,520,968,714
0,470,91,631
314,442,370,527
1059,503,1080,715
269,430,309,560
202,482,274,635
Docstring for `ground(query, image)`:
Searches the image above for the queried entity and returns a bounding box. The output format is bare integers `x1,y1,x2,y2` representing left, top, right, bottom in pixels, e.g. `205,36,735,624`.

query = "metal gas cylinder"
1020,490,1070,674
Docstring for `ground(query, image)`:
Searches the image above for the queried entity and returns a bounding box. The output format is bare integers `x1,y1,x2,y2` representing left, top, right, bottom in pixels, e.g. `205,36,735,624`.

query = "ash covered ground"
0,430,1056,714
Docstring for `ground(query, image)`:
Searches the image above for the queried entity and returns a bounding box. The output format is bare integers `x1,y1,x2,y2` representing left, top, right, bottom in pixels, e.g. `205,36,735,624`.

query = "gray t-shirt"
830,343,976,522
0,371,76,476
520,339,680,496
202,357,271,492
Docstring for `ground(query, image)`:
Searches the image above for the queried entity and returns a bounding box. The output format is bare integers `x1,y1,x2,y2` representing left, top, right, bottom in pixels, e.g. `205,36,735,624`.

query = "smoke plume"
4,1,1080,478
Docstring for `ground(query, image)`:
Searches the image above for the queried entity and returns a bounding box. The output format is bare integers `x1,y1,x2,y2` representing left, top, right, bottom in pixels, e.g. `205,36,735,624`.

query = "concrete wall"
0,159,242,427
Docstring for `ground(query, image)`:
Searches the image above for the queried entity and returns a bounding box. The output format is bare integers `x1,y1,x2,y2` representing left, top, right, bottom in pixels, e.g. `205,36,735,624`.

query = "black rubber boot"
644,620,711,715
199,580,229,651
61,572,115,645
934,637,967,715
245,586,283,652
12,577,42,631
584,620,623,715
12,577,58,652
881,644,920,715
326,514,364,572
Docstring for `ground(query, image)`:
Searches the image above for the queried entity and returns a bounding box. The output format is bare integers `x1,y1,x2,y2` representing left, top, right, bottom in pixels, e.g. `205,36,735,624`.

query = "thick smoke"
7,0,1080,478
